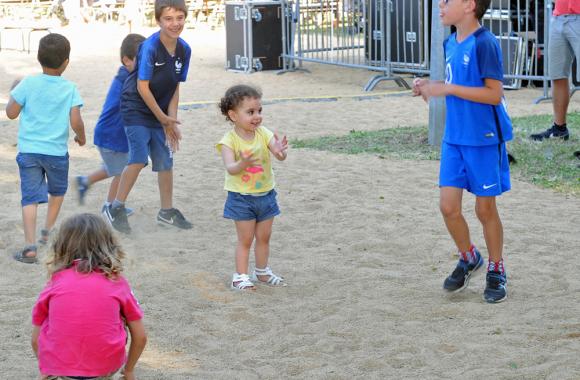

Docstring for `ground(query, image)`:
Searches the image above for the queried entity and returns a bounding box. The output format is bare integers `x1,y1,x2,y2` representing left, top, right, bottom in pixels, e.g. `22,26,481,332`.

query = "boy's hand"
412,78,427,97
239,151,259,169
74,135,86,146
271,134,288,159
414,80,448,102
164,123,182,152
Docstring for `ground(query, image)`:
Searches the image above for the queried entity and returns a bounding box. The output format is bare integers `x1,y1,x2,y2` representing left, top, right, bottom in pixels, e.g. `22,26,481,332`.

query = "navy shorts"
98,146,128,177
16,152,69,206
439,142,511,196
125,125,173,172
223,190,280,222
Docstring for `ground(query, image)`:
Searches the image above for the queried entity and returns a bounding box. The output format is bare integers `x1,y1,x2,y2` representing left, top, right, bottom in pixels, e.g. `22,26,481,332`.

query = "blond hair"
47,213,125,279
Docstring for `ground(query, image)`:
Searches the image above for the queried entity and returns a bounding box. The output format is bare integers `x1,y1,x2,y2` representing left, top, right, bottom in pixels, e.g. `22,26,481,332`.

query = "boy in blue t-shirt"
5,33,86,263
75,33,145,217
413,0,512,303
104,0,192,234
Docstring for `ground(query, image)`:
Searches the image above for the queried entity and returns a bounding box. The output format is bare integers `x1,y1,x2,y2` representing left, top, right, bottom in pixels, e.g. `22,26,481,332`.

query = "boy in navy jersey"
413,0,512,303
105,0,192,234
76,34,145,216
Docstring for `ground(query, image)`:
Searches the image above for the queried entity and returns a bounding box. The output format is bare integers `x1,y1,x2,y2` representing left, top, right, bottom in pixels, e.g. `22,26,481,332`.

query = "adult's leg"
552,78,570,126
440,187,471,253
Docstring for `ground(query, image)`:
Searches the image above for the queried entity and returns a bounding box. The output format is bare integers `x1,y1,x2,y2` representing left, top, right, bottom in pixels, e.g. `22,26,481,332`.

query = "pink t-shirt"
554,0,580,15
32,264,143,377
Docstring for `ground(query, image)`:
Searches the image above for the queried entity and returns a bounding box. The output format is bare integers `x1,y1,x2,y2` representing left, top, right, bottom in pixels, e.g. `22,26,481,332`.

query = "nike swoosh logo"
154,62,166,66
483,184,497,190
158,215,174,224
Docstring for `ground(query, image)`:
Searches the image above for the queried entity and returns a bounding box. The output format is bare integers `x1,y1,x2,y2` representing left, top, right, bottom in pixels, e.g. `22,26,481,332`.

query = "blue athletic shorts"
223,189,280,222
125,125,173,172
439,142,511,196
16,152,69,206
98,146,128,177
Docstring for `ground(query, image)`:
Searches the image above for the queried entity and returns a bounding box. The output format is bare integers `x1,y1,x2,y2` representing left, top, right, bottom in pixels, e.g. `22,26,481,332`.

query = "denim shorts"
16,152,69,206
125,125,173,172
223,189,280,222
98,147,128,177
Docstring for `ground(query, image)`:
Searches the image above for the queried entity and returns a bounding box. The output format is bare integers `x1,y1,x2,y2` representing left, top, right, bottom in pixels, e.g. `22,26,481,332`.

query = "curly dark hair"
219,84,262,122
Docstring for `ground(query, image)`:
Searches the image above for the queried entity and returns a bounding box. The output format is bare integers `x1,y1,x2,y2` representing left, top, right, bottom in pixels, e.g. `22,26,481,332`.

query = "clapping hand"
271,134,288,160
162,115,182,153
239,150,259,169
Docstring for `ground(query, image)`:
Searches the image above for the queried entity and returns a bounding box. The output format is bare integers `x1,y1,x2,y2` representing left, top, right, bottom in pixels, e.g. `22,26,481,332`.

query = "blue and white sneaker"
76,176,89,205
102,204,134,217
484,271,507,303
443,249,484,292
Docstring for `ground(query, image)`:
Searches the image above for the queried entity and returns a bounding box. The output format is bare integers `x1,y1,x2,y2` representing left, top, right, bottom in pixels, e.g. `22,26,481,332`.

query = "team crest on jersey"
463,53,470,67
175,59,183,74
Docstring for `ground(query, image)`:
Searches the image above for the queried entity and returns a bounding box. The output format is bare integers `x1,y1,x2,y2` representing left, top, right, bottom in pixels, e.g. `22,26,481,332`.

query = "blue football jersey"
120,31,191,128
443,27,513,146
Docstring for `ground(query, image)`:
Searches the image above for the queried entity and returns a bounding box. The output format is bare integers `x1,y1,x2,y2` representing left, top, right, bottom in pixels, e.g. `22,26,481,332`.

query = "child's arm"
70,106,86,146
415,78,503,105
31,325,40,357
122,319,147,380
221,145,259,175
268,134,288,161
5,97,22,120
137,80,181,129
164,85,182,152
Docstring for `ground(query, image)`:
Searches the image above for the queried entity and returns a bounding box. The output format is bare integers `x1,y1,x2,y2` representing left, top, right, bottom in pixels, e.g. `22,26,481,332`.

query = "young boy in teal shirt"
6,33,86,263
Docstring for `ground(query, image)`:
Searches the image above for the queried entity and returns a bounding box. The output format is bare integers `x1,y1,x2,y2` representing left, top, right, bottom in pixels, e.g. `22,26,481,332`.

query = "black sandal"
14,246,38,264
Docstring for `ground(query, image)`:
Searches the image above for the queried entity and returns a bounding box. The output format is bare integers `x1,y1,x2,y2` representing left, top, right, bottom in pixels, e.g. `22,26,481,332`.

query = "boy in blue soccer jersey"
75,33,145,216
413,0,512,303
104,0,192,234
5,33,86,263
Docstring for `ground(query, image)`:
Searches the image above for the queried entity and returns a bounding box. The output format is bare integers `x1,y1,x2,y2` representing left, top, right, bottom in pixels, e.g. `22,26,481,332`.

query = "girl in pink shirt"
31,213,147,380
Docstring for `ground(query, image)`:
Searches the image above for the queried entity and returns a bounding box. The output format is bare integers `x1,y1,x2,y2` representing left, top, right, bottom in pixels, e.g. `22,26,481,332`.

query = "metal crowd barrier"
281,0,576,100
280,0,430,91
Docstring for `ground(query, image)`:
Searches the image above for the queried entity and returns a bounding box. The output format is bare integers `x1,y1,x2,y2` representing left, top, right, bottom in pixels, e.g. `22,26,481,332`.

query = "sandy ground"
1,23,580,379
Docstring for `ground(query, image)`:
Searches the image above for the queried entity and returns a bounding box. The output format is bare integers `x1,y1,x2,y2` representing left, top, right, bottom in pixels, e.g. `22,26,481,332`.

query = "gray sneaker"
103,204,131,234
157,208,192,229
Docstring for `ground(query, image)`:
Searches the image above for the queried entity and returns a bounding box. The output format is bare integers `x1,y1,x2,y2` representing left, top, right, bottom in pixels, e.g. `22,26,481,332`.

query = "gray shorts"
98,146,128,177
549,14,580,80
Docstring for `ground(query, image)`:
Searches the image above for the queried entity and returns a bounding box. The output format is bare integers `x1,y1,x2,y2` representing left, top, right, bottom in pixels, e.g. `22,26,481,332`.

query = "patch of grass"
291,126,440,160
509,113,579,195
291,112,580,195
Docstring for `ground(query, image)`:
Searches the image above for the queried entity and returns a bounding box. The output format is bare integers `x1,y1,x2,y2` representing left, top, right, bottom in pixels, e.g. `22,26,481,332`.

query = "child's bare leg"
87,168,108,186
44,195,65,232
107,175,122,203
234,220,256,275
22,204,38,247
475,196,503,263
254,217,274,281
115,163,145,203
440,187,471,252
157,169,173,209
